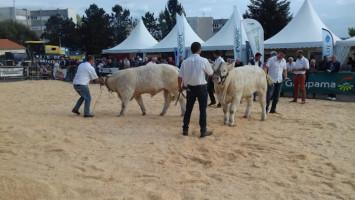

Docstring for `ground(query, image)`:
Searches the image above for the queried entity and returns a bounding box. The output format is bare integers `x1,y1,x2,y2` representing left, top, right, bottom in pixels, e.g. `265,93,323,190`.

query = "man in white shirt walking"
290,50,309,104
72,55,104,118
208,50,224,106
146,57,157,66
263,49,288,113
178,42,214,138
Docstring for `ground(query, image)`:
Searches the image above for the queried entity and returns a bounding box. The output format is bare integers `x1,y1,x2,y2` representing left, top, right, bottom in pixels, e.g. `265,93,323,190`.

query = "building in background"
212,19,228,35
186,17,213,41
0,7,76,37
0,39,26,54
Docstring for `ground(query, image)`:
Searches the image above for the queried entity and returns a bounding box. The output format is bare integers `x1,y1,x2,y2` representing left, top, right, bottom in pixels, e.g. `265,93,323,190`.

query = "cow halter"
214,62,228,85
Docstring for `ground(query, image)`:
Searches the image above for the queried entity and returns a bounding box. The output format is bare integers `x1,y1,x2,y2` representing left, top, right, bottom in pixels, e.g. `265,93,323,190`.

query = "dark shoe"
72,109,80,115
217,103,221,108
84,114,94,118
182,130,188,136
289,100,297,103
301,101,306,104
269,110,278,114
200,130,213,138
208,102,216,106
253,98,256,101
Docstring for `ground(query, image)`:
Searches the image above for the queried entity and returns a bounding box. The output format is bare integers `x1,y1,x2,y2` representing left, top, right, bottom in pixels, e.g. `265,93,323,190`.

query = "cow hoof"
261,118,266,121
117,114,124,117
224,121,228,125
142,112,146,116
229,123,235,127
159,113,165,116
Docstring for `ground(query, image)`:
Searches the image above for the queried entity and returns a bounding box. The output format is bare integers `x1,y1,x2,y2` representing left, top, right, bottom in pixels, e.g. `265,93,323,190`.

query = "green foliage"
243,0,293,40
110,4,134,45
81,4,113,55
0,20,38,45
142,12,161,40
349,27,355,37
158,0,185,38
41,14,81,49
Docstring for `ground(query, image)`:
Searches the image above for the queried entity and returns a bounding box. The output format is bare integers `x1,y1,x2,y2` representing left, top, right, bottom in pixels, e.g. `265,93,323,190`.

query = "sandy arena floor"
0,80,354,200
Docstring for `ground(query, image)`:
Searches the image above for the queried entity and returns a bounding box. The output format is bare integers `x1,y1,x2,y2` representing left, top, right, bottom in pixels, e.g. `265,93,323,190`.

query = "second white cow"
104,64,186,117
212,63,273,126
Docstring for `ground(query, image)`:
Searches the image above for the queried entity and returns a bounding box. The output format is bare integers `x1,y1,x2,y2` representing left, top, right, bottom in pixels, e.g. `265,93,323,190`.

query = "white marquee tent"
265,0,341,49
102,20,158,54
202,7,248,51
335,36,355,66
143,15,203,53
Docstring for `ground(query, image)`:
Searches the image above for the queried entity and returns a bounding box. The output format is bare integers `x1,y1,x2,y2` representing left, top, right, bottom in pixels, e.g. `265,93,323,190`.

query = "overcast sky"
2,0,355,38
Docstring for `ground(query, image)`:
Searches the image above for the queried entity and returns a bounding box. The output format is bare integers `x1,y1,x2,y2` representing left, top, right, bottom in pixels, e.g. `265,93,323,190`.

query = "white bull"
212,63,273,126
104,64,186,117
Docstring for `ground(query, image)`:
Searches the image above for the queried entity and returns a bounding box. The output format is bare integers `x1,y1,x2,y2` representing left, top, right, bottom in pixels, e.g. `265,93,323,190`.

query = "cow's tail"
266,75,274,86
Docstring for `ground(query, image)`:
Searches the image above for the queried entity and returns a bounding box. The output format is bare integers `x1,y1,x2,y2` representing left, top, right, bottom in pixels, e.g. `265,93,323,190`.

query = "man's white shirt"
286,62,295,72
178,54,213,86
214,56,225,63
266,56,287,83
146,61,156,66
294,56,309,75
73,62,98,85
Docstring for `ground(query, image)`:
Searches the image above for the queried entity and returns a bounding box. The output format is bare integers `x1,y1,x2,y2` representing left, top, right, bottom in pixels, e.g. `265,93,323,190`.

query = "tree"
142,12,161,40
110,4,134,45
0,20,38,45
158,0,185,38
349,27,355,37
76,14,82,27
41,14,81,49
243,0,292,40
81,4,113,55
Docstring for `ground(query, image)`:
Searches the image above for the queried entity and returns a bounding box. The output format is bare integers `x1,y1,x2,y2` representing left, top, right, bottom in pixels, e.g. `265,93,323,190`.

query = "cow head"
211,62,234,84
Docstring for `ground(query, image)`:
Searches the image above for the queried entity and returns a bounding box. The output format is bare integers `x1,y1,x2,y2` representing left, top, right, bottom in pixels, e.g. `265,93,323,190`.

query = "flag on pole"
233,7,242,61
242,19,264,63
176,13,185,67
322,28,334,62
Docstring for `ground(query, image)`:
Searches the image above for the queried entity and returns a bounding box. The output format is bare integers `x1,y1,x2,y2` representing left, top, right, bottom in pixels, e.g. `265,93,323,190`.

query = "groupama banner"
282,72,355,94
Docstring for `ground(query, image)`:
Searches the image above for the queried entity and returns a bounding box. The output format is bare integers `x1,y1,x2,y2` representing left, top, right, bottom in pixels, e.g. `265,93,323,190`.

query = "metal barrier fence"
0,65,78,81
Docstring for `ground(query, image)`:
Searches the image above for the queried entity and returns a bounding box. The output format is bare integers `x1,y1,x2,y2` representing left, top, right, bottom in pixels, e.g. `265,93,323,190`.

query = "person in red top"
168,57,176,66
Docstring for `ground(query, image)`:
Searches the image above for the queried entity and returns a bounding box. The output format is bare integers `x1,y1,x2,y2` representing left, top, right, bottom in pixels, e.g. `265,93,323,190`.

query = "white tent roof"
144,15,203,53
337,36,355,47
202,7,248,50
265,0,341,49
102,20,158,53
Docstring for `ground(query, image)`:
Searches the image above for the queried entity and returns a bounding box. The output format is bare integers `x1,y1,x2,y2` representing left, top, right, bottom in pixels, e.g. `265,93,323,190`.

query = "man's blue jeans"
266,82,283,112
183,85,208,133
73,84,91,116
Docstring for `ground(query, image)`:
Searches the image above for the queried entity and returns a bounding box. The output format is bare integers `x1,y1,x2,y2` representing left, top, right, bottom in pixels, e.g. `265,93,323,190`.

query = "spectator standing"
208,50,224,106
234,58,244,67
168,57,176,66
147,57,157,66
290,50,309,104
123,58,130,69
178,56,184,69
326,55,340,101
318,55,329,72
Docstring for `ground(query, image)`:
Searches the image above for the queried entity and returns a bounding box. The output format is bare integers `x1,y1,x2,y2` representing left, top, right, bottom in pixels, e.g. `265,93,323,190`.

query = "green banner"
282,72,355,94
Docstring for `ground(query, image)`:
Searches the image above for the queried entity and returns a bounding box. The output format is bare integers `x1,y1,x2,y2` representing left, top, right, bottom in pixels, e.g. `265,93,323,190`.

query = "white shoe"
331,97,336,101
327,97,332,100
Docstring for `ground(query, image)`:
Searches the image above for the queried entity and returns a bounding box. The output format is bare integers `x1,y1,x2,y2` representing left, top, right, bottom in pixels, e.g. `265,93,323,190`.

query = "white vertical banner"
233,7,242,61
176,13,185,67
242,19,264,63
322,28,334,62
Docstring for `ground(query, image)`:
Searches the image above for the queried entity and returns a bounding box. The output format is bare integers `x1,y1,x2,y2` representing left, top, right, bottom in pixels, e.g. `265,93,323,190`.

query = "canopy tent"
265,0,341,49
102,20,158,54
143,15,203,53
202,7,248,51
335,37,355,65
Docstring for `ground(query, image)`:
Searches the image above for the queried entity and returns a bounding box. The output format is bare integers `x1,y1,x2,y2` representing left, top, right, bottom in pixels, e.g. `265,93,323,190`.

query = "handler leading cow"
212,62,273,126
104,64,186,117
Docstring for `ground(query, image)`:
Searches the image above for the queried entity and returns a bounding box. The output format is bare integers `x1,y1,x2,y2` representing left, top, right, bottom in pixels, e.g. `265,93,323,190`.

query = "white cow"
104,64,186,117
212,63,273,126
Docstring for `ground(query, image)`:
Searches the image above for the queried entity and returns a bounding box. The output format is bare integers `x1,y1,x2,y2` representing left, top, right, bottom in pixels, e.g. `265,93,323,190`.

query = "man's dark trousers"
183,85,208,133
207,77,216,104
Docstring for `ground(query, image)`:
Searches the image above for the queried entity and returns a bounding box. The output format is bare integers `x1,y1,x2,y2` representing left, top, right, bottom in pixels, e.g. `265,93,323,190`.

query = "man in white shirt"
72,55,104,118
249,53,263,101
286,57,295,72
178,42,214,138
208,50,224,106
290,50,309,104
263,49,288,113
146,57,157,66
